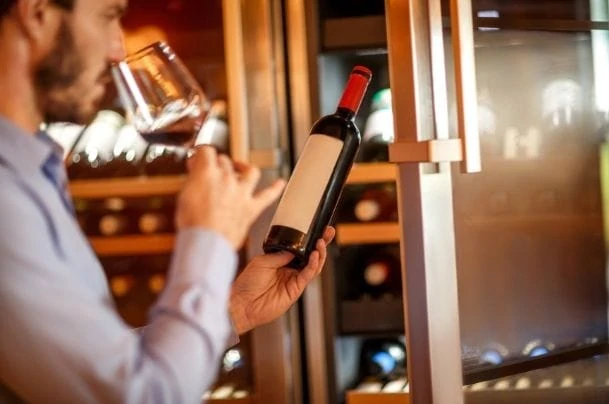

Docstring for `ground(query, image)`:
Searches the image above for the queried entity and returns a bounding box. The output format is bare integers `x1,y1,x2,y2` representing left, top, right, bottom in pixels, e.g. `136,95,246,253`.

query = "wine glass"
111,41,210,147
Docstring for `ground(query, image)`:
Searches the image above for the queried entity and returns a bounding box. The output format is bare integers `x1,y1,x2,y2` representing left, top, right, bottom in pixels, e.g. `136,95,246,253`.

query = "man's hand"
176,146,285,249
229,227,336,335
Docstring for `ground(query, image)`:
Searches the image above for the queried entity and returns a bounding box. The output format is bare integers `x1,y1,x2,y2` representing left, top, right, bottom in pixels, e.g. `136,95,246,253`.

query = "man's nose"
108,30,127,63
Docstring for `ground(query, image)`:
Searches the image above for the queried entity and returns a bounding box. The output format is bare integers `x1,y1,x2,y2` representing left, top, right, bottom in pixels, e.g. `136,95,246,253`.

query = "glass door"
385,0,609,402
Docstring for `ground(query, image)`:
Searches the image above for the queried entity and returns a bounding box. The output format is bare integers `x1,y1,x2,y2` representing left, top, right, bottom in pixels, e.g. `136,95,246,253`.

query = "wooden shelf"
336,222,400,245
346,391,409,404
207,398,254,404
323,16,387,50
70,176,186,199
89,234,175,256
69,162,395,198
347,163,396,184
340,299,404,334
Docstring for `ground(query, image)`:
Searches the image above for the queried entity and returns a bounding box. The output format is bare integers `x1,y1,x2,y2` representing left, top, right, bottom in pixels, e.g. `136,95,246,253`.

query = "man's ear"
15,0,62,53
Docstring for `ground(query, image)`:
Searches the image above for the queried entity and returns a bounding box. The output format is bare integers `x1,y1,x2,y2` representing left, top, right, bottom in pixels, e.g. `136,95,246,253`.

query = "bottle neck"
336,106,356,120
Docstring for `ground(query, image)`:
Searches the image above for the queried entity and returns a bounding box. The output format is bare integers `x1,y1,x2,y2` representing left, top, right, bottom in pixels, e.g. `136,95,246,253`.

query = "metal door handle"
450,0,481,173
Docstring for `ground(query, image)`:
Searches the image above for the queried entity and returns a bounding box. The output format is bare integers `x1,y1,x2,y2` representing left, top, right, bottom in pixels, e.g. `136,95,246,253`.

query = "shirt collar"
0,116,63,177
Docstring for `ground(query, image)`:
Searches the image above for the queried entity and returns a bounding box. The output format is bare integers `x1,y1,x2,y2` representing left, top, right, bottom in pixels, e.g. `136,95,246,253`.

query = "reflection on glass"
447,29,609,373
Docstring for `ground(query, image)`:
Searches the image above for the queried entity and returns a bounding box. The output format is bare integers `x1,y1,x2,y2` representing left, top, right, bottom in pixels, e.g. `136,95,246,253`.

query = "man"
0,0,334,402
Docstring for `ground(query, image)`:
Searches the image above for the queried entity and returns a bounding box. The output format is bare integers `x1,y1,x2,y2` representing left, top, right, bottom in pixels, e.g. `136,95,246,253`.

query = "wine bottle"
353,183,397,223
479,342,510,366
137,196,176,234
106,124,149,177
263,66,372,269
45,122,86,160
358,338,406,386
66,110,125,179
96,197,139,237
99,213,131,237
143,145,187,176
194,99,230,154
147,273,166,295
357,88,394,163
358,245,401,300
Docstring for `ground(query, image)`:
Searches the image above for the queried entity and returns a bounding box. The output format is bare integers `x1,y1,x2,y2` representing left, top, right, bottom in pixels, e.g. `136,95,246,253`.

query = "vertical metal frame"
284,1,336,404
385,0,465,402
223,1,300,403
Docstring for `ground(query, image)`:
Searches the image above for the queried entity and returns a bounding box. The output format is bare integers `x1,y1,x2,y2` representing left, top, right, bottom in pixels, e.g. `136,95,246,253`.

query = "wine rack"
336,223,400,246
70,176,185,199
346,392,409,404
89,234,176,256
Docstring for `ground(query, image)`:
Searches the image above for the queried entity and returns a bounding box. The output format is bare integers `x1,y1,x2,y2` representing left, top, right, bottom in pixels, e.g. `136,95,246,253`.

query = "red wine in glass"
112,41,210,148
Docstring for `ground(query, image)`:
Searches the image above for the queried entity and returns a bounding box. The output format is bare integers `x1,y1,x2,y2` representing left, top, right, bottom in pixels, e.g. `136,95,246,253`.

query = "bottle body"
263,66,372,269
264,116,361,268
66,110,125,179
359,245,401,300
338,182,398,223
357,88,394,163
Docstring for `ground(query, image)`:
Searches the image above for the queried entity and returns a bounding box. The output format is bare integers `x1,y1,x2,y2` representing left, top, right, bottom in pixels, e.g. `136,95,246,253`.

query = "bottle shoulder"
310,113,360,140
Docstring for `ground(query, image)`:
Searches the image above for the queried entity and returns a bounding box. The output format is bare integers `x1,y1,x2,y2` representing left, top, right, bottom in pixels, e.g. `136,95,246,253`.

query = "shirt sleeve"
0,177,238,404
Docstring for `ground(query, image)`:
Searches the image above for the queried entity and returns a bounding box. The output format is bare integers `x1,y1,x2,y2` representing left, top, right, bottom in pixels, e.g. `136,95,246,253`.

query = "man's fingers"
252,179,286,214
257,250,295,267
235,161,262,192
322,226,336,245
316,238,327,273
187,145,217,174
217,153,234,175
297,250,321,288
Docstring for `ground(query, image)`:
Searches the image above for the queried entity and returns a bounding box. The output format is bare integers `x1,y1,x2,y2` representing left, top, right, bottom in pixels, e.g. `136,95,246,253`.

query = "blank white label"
271,134,343,233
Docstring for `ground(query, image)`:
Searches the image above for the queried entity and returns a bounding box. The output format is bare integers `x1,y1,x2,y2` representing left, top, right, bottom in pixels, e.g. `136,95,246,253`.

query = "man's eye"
104,12,120,21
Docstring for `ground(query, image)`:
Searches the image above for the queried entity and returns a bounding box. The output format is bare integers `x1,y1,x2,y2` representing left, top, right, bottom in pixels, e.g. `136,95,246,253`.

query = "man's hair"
0,0,75,21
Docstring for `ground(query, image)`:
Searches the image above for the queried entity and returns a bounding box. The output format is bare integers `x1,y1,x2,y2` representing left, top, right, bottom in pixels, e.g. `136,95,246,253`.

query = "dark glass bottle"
337,182,398,223
356,338,407,392
263,66,372,269
66,110,125,179
45,122,86,161
357,88,393,163
194,99,230,154
97,197,138,237
143,145,187,176
136,196,176,235
104,124,149,177
358,245,402,300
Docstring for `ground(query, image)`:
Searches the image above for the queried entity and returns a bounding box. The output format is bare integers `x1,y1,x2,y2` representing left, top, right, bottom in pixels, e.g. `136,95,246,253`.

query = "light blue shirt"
0,116,238,403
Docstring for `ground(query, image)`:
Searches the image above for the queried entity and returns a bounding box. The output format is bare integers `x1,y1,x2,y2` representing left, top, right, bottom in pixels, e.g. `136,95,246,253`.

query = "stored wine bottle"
479,342,510,366
357,88,394,163
147,273,166,295
66,110,125,179
263,66,372,269
143,145,187,176
105,124,149,177
98,213,135,236
352,183,397,223
217,346,251,399
194,99,230,154
97,197,139,236
358,338,406,384
137,196,176,234
45,122,86,160
359,245,401,299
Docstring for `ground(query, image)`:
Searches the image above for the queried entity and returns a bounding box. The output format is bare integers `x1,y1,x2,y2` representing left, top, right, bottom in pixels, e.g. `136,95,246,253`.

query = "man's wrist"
229,294,251,335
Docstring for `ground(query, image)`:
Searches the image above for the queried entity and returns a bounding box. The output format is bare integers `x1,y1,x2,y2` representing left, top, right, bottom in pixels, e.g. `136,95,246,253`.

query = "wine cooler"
50,0,609,403
57,0,300,403
283,0,609,403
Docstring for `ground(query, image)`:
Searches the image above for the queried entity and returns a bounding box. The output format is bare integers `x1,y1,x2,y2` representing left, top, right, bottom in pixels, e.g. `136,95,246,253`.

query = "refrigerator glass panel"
445,28,609,374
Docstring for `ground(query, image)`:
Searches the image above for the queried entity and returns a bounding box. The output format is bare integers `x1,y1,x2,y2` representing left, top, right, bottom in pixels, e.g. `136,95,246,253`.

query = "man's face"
37,0,127,124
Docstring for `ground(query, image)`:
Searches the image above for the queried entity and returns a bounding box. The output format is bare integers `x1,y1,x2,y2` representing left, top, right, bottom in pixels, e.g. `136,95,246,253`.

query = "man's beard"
35,19,106,125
